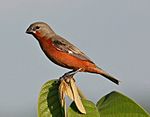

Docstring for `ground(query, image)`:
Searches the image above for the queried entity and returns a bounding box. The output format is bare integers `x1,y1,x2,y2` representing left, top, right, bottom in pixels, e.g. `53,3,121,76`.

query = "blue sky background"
0,0,150,116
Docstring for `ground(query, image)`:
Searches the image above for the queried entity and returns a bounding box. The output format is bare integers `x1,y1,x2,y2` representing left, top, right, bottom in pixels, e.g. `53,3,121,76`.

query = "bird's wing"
51,35,94,63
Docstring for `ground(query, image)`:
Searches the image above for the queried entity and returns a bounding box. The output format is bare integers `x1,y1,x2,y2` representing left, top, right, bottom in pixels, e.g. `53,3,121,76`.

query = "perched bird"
26,22,119,85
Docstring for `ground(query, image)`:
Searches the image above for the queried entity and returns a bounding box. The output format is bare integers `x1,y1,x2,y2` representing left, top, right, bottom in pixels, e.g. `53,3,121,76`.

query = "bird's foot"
59,68,82,81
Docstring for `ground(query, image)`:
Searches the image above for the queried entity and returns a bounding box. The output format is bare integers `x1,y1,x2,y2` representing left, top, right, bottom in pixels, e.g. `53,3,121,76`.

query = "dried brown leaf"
70,78,86,114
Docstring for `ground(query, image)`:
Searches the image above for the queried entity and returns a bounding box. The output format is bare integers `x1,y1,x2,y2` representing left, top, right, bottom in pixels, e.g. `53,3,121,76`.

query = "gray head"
26,22,55,38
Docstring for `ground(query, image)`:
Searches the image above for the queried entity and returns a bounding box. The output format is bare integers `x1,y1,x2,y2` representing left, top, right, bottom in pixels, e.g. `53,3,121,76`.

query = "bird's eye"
35,26,40,30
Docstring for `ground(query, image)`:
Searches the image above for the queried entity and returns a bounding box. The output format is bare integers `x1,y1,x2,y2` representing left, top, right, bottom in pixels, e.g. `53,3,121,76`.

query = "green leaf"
96,91,150,117
68,99,100,117
38,79,65,117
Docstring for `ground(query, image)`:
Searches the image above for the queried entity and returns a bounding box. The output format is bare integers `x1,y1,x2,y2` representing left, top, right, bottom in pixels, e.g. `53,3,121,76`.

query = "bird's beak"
26,27,34,34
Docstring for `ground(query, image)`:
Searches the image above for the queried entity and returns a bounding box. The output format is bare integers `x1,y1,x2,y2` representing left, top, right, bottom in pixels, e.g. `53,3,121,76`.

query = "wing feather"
51,35,94,63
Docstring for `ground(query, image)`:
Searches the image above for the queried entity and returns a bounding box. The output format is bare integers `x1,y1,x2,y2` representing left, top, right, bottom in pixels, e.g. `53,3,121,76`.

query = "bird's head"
26,22,55,39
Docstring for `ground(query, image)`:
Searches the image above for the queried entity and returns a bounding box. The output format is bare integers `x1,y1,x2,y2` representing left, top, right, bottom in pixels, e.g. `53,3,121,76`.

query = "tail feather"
92,67,119,85
100,72,119,85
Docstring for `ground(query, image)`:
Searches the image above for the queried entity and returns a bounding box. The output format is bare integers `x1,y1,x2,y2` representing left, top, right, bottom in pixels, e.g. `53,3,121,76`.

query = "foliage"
38,79,150,117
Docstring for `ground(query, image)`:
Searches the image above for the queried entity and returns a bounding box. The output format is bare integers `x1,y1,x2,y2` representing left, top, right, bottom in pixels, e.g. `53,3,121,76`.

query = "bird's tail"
91,66,119,85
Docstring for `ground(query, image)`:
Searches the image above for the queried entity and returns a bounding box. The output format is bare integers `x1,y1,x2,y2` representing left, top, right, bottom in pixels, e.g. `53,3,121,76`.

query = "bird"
26,22,119,85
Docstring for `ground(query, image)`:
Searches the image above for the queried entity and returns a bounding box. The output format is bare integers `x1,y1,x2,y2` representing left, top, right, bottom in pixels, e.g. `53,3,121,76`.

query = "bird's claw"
59,68,82,81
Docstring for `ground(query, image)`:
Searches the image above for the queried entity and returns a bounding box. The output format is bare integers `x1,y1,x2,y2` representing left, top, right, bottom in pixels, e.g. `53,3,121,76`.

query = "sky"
0,0,150,116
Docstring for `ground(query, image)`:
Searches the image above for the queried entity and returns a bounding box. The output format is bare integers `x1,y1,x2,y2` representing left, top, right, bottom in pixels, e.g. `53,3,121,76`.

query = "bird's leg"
59,68,82,81
65,68,82,76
